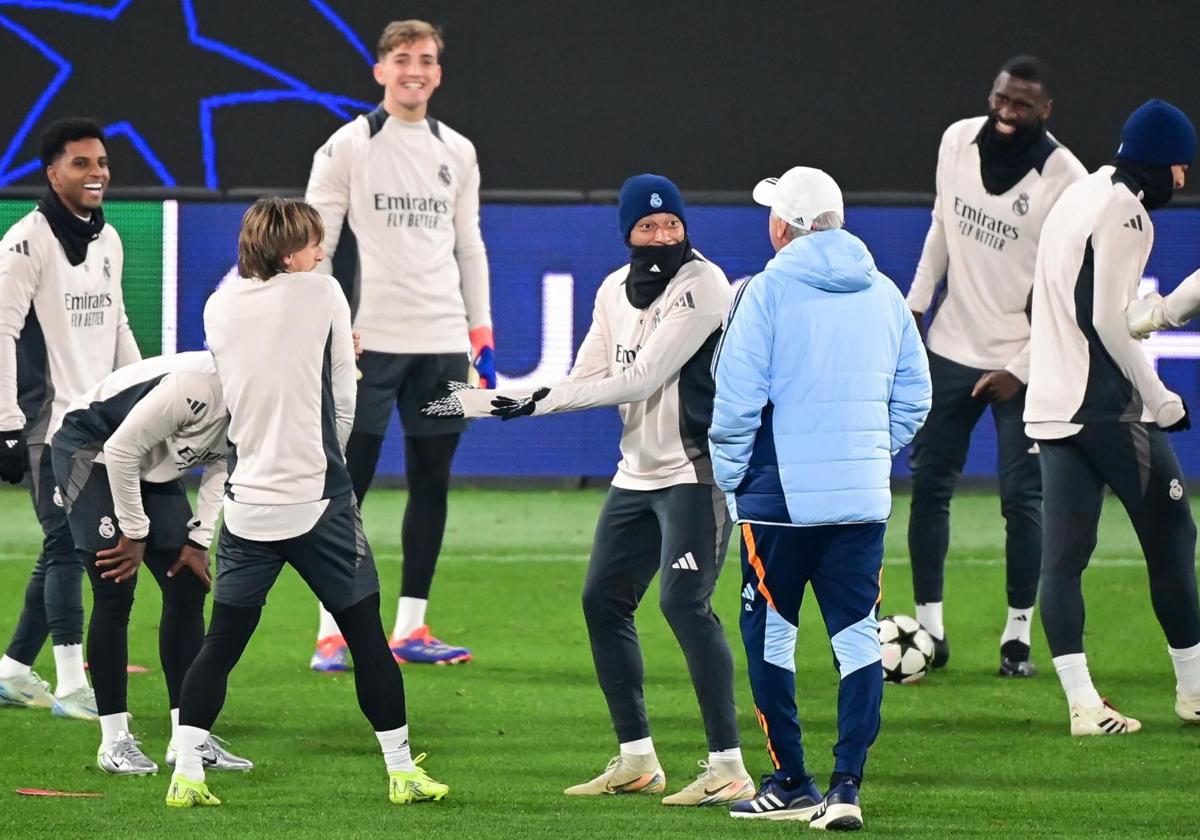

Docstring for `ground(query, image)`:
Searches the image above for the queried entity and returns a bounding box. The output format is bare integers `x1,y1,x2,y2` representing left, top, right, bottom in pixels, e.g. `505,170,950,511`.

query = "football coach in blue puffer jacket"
713,167,931,830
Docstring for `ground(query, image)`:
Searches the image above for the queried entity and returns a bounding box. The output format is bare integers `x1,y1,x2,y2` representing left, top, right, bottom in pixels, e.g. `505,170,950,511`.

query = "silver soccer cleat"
98,732,159,775
166,734,254,772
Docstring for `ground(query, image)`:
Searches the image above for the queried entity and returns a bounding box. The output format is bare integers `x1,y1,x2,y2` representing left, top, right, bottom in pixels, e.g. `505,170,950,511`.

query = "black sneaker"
929,632,950,669
998,639,1037,677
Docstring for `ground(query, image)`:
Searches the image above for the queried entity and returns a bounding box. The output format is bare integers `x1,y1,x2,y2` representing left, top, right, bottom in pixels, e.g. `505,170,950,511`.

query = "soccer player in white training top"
425,175,754,806
51,351,251,775
0,118,141,720
1025,99,1200,735
164,198,446,808
905,57,1085,677
306,19,491,669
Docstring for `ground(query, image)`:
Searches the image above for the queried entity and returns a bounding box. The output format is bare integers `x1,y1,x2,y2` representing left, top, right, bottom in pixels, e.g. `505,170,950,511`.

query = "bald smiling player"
905,56,1086,677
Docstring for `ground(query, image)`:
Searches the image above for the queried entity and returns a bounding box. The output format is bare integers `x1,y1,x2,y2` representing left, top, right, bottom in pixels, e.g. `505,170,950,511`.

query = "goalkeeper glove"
0,428,27,484
470,326,496,389
491,388,550,421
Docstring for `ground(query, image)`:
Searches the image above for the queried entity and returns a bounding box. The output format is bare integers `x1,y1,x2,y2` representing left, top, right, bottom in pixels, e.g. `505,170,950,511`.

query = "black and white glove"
421,380,474,418
1164,399,1191,433
0,428,27,484
490,388,550,421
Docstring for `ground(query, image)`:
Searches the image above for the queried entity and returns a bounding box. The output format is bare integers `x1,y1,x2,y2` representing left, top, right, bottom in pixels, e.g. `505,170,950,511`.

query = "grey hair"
785,210,844,239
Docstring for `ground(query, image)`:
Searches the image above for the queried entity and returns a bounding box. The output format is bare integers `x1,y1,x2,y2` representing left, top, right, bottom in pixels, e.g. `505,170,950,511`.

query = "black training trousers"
1039,422,1200,657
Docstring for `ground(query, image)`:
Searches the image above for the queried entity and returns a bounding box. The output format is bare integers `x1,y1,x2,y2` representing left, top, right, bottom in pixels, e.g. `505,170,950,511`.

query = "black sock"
400,434,459,600
333,592,407,731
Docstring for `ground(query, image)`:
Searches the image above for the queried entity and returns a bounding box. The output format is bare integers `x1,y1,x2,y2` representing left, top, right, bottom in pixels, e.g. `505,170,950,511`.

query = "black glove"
1164,399,1191,433
490,387,550,421
0,428,27,484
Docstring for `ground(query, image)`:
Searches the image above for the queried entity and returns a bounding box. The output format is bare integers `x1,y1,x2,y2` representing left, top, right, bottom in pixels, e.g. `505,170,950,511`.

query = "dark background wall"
1,0,1195,194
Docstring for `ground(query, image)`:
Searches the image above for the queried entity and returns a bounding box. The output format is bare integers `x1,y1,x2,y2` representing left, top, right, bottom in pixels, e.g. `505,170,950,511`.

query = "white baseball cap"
752,166,844,231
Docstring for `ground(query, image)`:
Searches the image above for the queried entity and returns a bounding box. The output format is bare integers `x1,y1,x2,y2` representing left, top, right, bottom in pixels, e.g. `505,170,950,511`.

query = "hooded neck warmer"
36,189,104,267
1113,159,1176,211
625,238,694,309
975,116,1053,196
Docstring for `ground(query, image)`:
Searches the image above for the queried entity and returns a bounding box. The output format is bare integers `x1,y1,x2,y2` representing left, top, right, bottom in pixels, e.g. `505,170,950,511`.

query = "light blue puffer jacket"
709,229,931,525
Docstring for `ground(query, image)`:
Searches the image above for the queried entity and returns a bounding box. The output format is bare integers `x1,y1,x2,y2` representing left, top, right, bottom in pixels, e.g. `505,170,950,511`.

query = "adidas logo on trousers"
671,552,698,571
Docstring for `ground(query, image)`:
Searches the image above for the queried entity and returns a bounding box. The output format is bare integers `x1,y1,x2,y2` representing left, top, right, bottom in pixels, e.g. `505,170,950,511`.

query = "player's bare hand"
352,331,363,359
168,543,212,590
971,370,1022,403
95,535,146,583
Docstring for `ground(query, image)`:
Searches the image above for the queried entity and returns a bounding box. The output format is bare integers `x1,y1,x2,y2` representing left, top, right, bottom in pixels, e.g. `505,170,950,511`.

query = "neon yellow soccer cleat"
388,754,449,804
165,774,222,808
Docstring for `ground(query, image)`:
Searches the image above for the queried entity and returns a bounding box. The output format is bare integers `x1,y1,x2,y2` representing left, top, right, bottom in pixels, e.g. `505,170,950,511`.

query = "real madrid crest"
438,163,452,187
1012,193,1030,216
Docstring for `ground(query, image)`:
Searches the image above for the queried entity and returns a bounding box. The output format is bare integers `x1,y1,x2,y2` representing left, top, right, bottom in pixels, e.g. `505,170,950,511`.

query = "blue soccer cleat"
730,776,823,821
390,626,471,665
310,635,351,672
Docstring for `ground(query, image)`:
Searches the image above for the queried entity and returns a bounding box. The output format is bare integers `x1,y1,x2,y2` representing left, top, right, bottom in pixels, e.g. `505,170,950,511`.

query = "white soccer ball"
878,614,935,684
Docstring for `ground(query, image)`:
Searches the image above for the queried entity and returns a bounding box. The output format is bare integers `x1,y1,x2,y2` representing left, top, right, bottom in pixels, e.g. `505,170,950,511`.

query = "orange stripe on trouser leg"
741,523,777,611
754,706,781,769
876,566,883,607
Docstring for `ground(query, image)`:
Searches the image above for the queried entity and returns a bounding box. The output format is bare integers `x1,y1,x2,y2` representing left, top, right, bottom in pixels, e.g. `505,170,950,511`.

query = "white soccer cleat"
98,732,159,775
662,759,754,806
166,734,254,771
1174,692,1200,724
0,670,54,709
564,753,666,796
1069,699,1141,736
51,685,98,720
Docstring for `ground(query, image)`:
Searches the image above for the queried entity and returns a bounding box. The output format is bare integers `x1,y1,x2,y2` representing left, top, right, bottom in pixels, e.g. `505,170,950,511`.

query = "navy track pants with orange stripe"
739,521,884,785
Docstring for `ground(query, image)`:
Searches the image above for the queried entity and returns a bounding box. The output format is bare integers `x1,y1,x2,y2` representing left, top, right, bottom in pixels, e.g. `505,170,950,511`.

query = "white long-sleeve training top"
203,271,356,540
306,106,490,355
1025,166,1185,439
54,351,227,548
906,117,1086,381
0,208,140,442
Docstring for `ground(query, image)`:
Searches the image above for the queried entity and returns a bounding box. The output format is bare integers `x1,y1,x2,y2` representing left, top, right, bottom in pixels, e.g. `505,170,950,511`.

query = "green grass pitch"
1,486,1197,837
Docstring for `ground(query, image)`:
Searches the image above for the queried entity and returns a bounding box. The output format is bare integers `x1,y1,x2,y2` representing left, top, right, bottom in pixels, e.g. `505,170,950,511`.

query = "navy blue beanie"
618,174,686,240
1116,99,1197,166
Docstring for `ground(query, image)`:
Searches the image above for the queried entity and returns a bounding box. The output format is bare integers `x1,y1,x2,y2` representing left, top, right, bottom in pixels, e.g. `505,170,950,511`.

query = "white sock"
0,654,31,679
174,725,211,781
376,725,414,772
52,644,88,696
170,708,180,746
1169,641,1200,697
619,736,655,757
708,747,743,765
1001,607,1034,645
99,712,129,752
317,604,342,640
1053,653,1103,708
393,597,428,640
915,602,944,640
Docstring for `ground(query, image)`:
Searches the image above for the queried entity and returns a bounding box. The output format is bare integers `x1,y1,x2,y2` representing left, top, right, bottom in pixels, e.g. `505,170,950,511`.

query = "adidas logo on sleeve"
1122,215,1144,231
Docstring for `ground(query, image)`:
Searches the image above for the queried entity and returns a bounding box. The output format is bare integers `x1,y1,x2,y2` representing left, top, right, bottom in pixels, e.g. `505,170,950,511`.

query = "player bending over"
51,351,251,775
426,175,752,807
164,198,446,807
1025,99,1200,734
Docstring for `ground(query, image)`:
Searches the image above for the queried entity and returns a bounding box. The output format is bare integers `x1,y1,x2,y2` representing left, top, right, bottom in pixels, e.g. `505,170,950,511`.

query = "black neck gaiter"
1113,159,1176,210
36,189,104,267
976,116,1049,195
625,239,694,309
